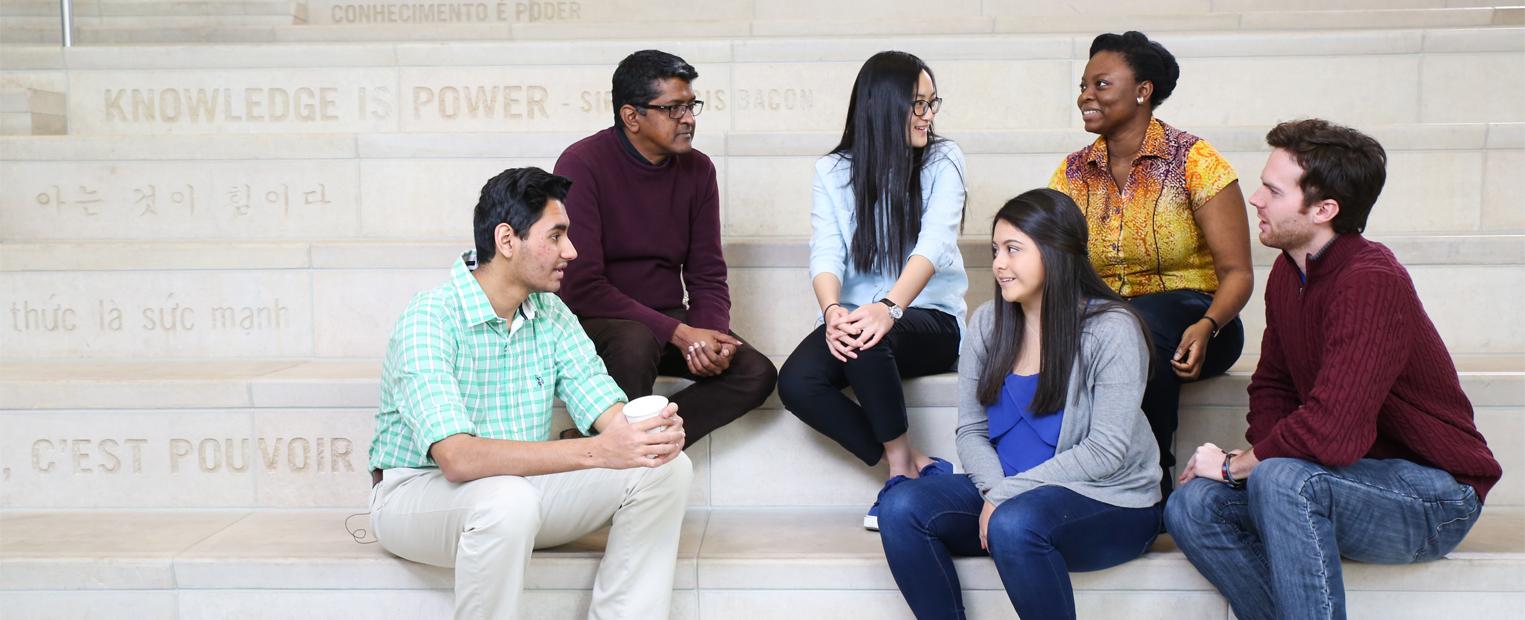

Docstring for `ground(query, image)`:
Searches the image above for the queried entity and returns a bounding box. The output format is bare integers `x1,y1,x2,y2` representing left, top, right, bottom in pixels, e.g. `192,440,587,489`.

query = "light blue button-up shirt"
809,139,969,337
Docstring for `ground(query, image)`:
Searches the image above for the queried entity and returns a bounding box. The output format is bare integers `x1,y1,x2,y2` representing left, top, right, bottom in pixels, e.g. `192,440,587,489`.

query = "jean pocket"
1416,489,1481,562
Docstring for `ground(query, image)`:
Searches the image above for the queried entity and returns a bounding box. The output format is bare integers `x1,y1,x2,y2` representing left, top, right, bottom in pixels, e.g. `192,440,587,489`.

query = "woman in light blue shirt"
776,51,969,531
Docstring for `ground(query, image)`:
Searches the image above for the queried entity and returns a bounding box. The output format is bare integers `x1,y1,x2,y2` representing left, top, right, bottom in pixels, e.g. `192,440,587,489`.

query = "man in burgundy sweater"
1164,119,1501,620
554,50,777,448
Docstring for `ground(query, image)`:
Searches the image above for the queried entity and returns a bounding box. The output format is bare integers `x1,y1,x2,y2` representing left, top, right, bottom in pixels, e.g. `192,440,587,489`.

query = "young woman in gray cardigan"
877,188,1163,620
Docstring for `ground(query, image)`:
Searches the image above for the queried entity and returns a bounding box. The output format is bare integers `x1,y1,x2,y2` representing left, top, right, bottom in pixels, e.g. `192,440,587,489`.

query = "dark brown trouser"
578,310,778,449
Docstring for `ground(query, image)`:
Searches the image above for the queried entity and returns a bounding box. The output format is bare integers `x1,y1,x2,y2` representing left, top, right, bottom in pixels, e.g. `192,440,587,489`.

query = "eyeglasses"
634,100,704,119
912,97,943,116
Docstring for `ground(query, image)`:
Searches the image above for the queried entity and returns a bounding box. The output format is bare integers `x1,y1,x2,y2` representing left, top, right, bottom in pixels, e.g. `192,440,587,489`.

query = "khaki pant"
370,453,692,619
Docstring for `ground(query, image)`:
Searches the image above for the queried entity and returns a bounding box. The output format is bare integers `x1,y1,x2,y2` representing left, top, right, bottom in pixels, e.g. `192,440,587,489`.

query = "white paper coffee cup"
623,395,670,433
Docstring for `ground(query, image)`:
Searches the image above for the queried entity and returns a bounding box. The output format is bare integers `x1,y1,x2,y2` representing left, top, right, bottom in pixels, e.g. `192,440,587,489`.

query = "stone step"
0,357,1519,510
0,24,286,44
1,28,1521,133
3,236,1522,360
0,87,65,134
0,0,291,18
2,507,1521,618
1,2,1522,44
0,124,1520,244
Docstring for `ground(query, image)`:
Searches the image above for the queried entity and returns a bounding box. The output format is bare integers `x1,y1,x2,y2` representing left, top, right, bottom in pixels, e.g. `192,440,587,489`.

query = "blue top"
808,140,969,337
987,373,1065,476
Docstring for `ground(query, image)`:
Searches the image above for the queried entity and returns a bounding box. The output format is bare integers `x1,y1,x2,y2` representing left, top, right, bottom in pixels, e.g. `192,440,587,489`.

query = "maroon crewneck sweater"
1246,234,1501,501
553,127,729,344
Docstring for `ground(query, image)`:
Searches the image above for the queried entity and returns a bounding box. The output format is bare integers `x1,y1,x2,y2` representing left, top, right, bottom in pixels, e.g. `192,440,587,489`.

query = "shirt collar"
1288,234,1360,285
1085,117,1169,167
613,124,667,168
451,250,539,328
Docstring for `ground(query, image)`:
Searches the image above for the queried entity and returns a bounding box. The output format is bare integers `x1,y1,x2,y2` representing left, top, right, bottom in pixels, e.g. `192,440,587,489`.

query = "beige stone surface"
177,590,454,620
1240,8,1495,30
0,133,359,161
395,65,735,133
723,156,814,237
0,270,313,358
1423,27,1525,53
932,61,1075,134
1217,149,1485,234
708,407,958,507
1346,592,1525,619
357,157,548,238
1005,12,1242,34
732,36,1071,64
63,42,399,69
1482,150,1525,230
0,510,246,587
0,410,259,508
1154,30,1422,57
725,267,820,356
0,241,315,270
964,154,1069,227
247,359,384,407
728,62,856,133
1422,53,1525,123
0,592,179,620
752,0,980,21
1488,122,1525,149
170,508,708,589
391,39,734,66
0,160,362,240
310,268,439,357
1162,56,1420,128
252,409,375,507
750,17,994,37
67,68,401,135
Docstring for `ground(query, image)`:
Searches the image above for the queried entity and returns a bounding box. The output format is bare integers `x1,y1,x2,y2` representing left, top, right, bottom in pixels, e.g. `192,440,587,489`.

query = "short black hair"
611,49,698,126
1089,31,1180,108
1265,119,1388,235
473,167,572,262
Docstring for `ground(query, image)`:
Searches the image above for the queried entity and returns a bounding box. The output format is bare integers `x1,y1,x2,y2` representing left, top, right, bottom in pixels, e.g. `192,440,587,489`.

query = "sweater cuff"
685,309,730,335
1252,435,1292,462
647,313,682,346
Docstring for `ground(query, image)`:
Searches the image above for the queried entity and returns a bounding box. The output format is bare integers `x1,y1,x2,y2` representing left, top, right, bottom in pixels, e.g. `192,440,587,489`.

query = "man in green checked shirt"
368,167,692,620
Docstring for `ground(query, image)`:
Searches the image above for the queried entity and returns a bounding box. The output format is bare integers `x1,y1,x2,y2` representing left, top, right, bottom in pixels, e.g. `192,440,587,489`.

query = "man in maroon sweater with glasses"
554,50,777,448
1164,119,1501,620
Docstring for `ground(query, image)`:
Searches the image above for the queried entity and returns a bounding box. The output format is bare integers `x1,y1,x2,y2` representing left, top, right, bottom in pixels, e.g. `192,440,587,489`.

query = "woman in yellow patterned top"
1050,31,1253,500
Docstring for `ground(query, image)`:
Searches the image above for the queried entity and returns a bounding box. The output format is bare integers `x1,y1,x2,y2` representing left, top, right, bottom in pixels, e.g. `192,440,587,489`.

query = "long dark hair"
831,51,948,275
977,188,1146,413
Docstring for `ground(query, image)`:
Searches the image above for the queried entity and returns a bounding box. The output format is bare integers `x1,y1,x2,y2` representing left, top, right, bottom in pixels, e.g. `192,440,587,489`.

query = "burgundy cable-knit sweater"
1246,234,1501,502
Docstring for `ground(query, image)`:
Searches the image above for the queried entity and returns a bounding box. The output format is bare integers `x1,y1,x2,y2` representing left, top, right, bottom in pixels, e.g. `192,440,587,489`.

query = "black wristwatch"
877,298,904,321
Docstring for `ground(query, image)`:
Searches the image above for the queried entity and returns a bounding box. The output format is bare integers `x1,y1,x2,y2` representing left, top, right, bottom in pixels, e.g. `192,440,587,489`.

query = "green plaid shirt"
369,252,626,471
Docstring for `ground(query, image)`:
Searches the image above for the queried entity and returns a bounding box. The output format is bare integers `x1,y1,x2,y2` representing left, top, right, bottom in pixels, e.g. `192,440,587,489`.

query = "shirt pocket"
517,354,557,416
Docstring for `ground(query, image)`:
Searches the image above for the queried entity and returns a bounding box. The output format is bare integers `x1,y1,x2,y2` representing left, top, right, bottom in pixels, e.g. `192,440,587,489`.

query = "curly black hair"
1089,31,1180,108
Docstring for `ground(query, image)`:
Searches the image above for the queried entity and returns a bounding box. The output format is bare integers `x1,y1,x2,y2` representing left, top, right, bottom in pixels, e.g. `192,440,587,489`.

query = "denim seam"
1317,468,1469,503
1417,490,1482,562
1295,473,1337,620
1303,466,1475,565
921,508,981,616
1210,494,1272,573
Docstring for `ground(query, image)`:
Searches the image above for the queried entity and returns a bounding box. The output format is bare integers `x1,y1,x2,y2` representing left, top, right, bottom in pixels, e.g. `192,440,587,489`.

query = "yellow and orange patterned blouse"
1049,118,1237,297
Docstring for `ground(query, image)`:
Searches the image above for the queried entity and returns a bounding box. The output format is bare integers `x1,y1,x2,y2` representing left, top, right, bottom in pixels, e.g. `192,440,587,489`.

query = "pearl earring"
1136,97,1144,104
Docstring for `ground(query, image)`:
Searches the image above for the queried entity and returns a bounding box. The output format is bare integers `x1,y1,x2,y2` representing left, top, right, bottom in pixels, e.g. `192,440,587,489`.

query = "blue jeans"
879,474,1161,620
1129,290,1244,498
1164,458,1483,620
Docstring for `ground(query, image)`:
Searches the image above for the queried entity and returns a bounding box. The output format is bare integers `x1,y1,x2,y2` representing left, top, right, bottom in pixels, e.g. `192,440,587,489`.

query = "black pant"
579,311,777,449
1129,290,1244,499
777,307,960,466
